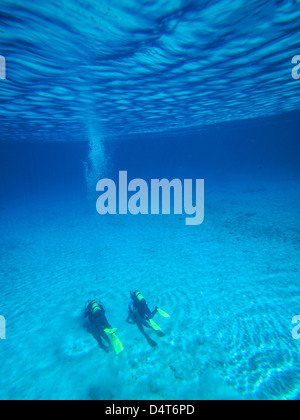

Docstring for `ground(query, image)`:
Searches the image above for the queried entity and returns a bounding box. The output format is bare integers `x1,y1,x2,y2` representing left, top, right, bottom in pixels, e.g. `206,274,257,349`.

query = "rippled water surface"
1,0,300,140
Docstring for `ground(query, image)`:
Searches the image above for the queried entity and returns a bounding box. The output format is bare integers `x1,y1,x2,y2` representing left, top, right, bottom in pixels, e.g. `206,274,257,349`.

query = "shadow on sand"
126,312,165,348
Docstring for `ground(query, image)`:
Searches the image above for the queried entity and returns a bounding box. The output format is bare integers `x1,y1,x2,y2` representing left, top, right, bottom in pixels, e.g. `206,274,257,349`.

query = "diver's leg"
135,313,157,347
90,319,110,351
149,307,158,318
102,315,112,329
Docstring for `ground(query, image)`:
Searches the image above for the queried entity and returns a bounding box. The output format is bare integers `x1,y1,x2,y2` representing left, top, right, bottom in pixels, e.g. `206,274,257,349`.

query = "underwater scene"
0,0,300,401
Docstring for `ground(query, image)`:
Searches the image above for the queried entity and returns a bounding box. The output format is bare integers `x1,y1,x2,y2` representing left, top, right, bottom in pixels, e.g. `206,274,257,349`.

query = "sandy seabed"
0,180,299,400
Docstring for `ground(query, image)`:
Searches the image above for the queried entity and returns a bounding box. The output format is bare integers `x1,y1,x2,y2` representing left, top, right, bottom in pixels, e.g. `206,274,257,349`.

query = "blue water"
1,0,300,400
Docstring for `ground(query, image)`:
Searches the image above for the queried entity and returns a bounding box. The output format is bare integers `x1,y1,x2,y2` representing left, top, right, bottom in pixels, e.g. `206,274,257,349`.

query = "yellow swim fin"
111,333,124,355
104,328,118,335
157,308,170,318
148,318,162,331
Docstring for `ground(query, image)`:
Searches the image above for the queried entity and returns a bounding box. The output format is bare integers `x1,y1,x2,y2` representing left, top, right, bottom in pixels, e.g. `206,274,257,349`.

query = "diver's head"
130,290,140,300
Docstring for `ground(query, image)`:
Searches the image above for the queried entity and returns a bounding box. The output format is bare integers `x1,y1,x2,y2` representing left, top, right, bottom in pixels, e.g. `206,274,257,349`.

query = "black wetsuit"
129,293,156,320
84,300,111,330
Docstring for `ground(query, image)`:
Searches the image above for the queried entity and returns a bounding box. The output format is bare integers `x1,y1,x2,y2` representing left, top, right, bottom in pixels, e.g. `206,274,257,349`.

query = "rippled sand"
0,182,299,400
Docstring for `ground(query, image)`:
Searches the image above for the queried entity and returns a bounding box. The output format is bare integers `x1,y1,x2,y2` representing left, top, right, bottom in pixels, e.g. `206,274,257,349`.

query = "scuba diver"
84,299,124,355
127,291,170,333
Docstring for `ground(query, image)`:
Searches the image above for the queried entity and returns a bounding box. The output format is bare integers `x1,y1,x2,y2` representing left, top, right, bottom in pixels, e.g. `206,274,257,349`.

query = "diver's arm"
128,300,134,313
84,301,92,318
84,306,89,318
